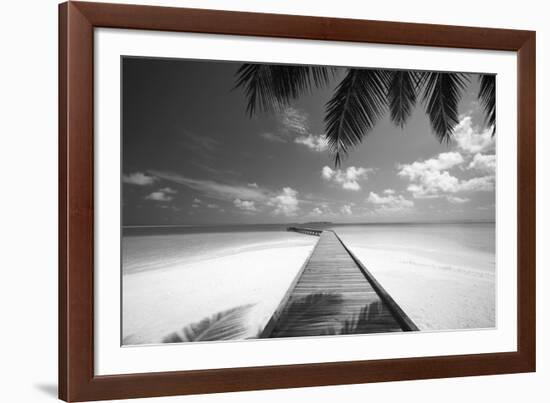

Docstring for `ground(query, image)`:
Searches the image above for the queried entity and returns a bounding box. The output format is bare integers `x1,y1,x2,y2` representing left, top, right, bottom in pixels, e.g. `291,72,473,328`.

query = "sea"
123,222,495,275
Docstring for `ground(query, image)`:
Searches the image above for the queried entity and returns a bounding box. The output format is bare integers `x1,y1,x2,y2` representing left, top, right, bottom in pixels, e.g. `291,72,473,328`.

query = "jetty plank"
263,230,417,338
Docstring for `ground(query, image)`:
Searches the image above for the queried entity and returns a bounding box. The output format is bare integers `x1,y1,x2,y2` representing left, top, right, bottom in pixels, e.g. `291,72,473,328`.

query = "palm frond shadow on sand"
322,301,400,335
162,303,255,343
269,292,345,337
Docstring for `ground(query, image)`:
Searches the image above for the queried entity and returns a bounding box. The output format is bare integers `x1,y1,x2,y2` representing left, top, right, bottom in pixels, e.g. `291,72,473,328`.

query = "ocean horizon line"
123,219,495,229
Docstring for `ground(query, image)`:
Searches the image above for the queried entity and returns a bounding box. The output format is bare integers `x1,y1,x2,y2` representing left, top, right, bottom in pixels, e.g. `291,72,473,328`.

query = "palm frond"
234,64,336,116
324,69,390,167
420,72,470,143
387,70,419,128
478,74,496,135
162,304,254,343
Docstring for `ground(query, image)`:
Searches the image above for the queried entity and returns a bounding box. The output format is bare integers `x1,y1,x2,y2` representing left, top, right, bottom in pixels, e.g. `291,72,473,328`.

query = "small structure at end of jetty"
287,226,323,236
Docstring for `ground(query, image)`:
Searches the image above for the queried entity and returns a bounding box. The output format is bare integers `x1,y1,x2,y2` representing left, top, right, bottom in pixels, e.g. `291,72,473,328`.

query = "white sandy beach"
347,247,495,330
336,223,496,331
123,240,316,345
123,224,495,344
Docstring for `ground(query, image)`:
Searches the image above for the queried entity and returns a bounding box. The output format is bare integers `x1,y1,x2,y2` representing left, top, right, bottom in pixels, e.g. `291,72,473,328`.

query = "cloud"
310,207,323,215
261,132,287,143
321,166,373,191
279,107,309,135
294,134,328,152
182,131,221,152
146,191,173,202
123,172,157,186
447,196,469,204
457,175,495,192
153,171,305,216
206,203,219,209
145,186,177,202
270,187,299,216
233,199,257,212
340,204,353,215
248,183,259,188
367,191,414,212
261,107,329,153
453,116,494,154
468,153,496,173
398,152,464,181
398,151,494,199
151,171,268,202
383,189,395,195
398,151,495,198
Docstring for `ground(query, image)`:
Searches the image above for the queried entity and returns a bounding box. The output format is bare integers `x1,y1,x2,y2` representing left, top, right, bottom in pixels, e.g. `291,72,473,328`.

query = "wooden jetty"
260,228,418,338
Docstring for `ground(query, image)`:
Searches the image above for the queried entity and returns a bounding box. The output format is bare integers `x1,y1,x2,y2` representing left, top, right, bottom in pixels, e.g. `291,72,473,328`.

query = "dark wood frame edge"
59,1,536,401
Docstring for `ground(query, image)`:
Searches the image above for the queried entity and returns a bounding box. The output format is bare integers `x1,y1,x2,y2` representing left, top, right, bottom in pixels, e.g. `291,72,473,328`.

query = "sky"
122,57,496,226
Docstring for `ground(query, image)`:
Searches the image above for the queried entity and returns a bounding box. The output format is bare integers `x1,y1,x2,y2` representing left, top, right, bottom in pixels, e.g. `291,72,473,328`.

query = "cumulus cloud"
270,187,299,216
398,152,464,181
294,134,328,152
340,204,353,215
146,191,173,202
233,199,257,212
457,175,495,192
383,189,395,195
248,183,259,188
145,187,177,202
468,153,496,173
123,172,157,186
453,116,495,154
321,166,373,191
398,151,494,198
310,207,323,215
367,191,414,212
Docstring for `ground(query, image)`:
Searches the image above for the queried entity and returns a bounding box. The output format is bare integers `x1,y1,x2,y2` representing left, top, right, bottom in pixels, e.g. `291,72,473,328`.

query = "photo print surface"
121,57,496,345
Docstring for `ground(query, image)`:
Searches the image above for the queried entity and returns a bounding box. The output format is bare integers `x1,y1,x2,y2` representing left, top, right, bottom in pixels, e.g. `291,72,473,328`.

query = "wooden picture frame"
59,1,536,401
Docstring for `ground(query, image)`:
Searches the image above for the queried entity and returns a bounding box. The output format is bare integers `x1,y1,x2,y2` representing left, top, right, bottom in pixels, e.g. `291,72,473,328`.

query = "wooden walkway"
261,229,417,338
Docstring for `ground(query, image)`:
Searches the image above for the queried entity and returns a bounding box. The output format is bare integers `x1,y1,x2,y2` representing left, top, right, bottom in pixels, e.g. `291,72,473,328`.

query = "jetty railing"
287,226,323,236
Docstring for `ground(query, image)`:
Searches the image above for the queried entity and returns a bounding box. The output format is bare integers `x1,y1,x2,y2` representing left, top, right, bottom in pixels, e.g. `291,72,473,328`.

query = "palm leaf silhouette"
324,69,390,166
234,64,335,116
234,63,495,165
162,304,254,343
387,70,419,128
478,74,496,135
420,72,470,143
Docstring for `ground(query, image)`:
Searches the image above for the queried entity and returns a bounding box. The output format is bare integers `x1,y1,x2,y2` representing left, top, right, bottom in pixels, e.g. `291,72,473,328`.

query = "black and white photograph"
121,57,496,345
